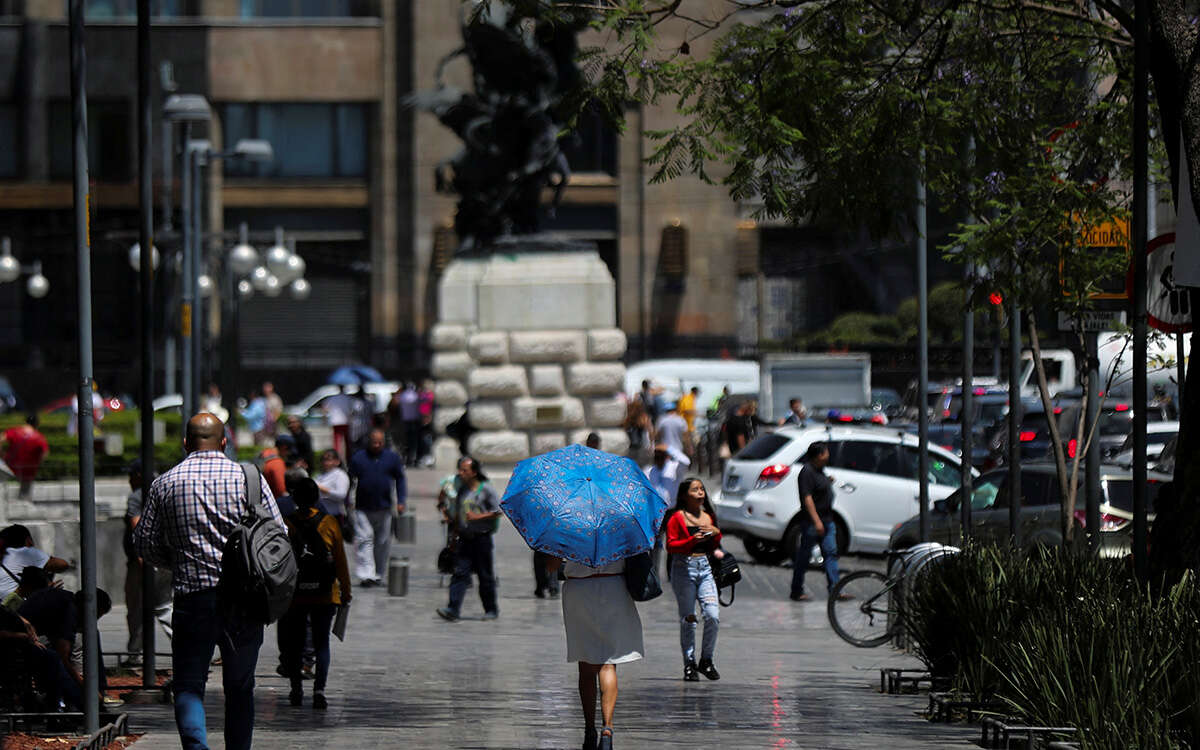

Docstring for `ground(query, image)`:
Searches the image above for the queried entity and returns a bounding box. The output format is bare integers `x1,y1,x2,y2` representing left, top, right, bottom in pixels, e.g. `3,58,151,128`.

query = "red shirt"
3,426,49,482
665,509,722,555
258,448,287,498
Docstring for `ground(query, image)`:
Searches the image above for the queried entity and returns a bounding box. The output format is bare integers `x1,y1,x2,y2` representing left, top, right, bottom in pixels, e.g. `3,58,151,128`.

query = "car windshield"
1103,479,1158,515
735,433,790,461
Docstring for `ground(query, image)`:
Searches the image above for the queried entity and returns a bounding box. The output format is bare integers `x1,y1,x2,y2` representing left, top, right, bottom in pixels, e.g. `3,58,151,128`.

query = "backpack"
218,462,298,624
291,510,336,596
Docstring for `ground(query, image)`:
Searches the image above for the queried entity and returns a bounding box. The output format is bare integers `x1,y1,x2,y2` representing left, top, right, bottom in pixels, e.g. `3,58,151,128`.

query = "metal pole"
1178,333,1187,416
191,150,203,400
1085,334,1101,552
180,123,194,422
161,120,173,233
1008,300,1022,547
916,158,930,542
1132,0,1149,579
69,0,99,732
222,224,246,420
962,265,974,539
137,0,158,685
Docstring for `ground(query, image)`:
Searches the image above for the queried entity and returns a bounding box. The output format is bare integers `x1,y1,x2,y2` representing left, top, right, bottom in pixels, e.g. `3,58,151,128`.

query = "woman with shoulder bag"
546,548,643,750
664,476,723,681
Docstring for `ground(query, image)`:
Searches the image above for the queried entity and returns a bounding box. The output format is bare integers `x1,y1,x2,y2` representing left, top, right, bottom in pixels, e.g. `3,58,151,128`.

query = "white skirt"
561,576,644,665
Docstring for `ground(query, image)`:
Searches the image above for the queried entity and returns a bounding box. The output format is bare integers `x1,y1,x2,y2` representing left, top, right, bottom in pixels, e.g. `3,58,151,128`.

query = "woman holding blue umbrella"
501,445,668,750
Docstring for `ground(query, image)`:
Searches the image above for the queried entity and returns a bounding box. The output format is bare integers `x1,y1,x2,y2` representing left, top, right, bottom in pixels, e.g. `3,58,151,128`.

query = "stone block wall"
432,248,632,470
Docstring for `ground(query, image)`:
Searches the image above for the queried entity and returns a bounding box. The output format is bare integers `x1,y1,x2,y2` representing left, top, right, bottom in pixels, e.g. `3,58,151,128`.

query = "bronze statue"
411,2,587,253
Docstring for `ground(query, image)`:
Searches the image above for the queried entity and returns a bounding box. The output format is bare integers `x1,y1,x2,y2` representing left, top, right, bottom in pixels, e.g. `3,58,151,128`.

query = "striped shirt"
134,450,282,595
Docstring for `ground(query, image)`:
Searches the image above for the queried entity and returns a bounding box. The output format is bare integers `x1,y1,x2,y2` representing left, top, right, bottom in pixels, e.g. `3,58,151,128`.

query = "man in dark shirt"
789,442,843,601
348,429,407,586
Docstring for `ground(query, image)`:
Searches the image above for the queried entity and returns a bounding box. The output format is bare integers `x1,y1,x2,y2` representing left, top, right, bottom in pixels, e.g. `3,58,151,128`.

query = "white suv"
714,425,972,564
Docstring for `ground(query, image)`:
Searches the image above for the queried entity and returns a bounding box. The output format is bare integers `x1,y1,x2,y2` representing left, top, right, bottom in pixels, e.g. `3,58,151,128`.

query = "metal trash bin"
388,558,409,597
393,512,417,544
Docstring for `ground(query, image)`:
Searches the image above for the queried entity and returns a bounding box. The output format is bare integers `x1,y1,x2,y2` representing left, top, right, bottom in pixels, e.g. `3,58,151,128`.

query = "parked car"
1112,421,1179,468
888,463,1166,556
286,382,402,424
713,424,972,564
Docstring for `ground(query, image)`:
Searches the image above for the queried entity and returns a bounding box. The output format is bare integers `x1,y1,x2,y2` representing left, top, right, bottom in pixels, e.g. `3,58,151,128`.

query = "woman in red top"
665,477,723,681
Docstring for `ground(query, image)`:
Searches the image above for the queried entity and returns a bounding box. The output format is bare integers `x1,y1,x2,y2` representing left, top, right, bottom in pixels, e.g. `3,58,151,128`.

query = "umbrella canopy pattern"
500,444,670,567
327,365,385,386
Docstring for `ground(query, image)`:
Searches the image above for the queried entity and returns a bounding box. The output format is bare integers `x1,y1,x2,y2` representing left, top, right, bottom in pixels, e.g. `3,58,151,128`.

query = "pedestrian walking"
653,401,688,456
417,380,436,466
622,398,651,463
347,388,374,456
533,550,560,599
724,399,770,456
257,436,291,499
2,414,49,499
665,477,722,681
348,429,406,586
390,382,421,466
285,415,314,472
279,477,351,711
436,456,501,621
677,386,699,455
789,442,842,602
122,459,173,667
314,449,351,520
324,385,353,460
240,389,269,446
261,381,284,438
133,413,284,750
644,444,688,571
639,379,662,425
547,552,642,750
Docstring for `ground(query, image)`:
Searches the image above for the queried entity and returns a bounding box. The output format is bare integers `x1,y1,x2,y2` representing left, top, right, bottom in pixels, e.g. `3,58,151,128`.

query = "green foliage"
906,545,1200,748
579,1,1137,318
0,409,185,479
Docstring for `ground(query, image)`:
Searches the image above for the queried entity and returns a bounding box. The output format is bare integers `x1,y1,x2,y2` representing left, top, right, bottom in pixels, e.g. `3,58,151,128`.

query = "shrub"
905,545,1200,749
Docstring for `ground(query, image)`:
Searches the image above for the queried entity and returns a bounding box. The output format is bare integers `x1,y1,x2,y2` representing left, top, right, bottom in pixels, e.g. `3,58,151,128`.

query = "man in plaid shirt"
134,413,282,750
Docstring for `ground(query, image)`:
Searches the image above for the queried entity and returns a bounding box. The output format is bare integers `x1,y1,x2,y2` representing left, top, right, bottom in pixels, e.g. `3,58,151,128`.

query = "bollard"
388,558,409,596
393,512,417,544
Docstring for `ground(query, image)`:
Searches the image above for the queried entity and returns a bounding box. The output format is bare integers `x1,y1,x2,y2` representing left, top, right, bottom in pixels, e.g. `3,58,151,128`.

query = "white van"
624,359,760,421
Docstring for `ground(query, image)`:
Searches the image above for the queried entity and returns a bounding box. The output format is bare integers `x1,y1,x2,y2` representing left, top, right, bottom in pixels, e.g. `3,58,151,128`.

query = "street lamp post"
162,94,211,422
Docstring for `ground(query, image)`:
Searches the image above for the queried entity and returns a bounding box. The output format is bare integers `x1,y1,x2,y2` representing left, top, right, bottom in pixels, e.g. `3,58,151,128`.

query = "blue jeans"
447,534,498,616
670,555,720,665
790,519,840,597
172,589,264,750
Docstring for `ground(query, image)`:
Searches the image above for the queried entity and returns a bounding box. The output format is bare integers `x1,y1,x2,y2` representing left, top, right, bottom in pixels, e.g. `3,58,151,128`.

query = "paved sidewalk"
108,467,971,749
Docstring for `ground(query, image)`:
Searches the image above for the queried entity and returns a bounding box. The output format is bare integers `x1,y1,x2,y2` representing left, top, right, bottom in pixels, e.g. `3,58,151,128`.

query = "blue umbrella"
327,365,385,386
500,444,670,567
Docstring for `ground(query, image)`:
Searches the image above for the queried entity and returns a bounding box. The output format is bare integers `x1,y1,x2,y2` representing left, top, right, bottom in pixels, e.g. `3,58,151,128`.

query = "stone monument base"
431,237,630,473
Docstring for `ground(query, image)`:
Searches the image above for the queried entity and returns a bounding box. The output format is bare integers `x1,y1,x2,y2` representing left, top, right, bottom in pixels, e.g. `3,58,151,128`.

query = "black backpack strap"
240,461,261,511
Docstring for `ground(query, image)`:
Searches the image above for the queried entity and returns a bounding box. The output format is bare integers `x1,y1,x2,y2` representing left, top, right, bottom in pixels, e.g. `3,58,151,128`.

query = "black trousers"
533,550,559,595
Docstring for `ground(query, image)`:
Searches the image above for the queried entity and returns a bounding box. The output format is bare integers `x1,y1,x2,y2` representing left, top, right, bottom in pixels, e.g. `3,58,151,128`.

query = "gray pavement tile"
105,467,973,749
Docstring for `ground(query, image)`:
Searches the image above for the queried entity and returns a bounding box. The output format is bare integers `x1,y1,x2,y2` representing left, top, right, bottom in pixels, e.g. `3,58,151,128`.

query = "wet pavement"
109,467,970,749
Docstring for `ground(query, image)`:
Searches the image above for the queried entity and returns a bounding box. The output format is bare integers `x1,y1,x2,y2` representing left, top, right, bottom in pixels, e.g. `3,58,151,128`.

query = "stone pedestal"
432,239,630,471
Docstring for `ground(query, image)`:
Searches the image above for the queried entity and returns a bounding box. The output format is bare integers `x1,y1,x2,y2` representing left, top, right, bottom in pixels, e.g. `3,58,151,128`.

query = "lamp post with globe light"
0,237,51,299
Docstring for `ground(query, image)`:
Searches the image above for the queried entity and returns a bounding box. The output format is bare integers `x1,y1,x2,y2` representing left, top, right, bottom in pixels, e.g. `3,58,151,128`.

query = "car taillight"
1067,439,1077,458
1114,403,1130,412
755,464,791,489
838,414,854,422
870,414,886,425
1099,513,1129,531
1074,510,1130,532
1019,431,1037,442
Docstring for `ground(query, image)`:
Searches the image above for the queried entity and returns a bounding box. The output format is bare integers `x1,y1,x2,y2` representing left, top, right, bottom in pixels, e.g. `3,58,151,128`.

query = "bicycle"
827,543,958,648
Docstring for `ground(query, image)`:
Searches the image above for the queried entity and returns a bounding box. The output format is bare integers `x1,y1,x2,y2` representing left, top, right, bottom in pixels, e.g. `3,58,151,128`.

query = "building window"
47,100,132,182
239,0,376,17
221,103,368,179
75,0,181,17
0,104,17,178
561,108,617,176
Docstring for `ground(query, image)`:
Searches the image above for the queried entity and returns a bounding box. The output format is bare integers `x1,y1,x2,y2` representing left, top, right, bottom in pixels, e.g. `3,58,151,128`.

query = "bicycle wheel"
827,570,896,648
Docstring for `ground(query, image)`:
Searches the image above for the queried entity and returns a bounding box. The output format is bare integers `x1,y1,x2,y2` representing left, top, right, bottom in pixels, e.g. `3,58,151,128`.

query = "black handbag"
623,551,662,602
708,550,742,607
437,542,458,574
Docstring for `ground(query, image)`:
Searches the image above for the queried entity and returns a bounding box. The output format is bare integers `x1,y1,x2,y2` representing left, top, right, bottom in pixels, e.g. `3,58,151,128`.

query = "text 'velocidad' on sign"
1060,216,1130,300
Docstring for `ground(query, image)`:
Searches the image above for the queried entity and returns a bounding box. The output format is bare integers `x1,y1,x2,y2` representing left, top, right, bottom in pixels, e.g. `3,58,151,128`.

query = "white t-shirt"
324,395,352,427
655,414,687,454
316,467,351,516
0,546,51,597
